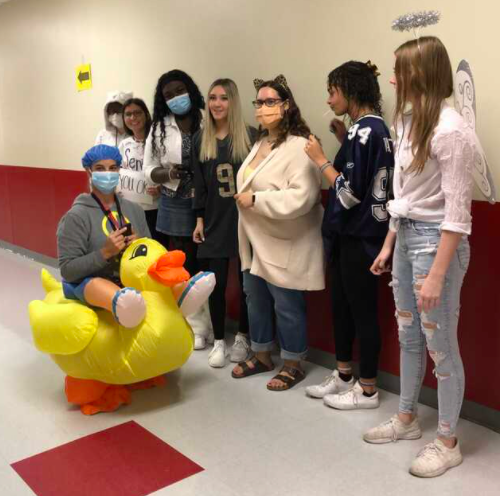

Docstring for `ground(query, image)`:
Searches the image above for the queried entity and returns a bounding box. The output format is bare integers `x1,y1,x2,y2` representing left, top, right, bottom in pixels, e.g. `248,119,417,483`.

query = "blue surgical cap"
82,144,123,168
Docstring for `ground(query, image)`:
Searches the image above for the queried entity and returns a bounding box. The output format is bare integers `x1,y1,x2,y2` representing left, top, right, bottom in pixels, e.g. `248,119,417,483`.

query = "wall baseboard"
0,240,59,268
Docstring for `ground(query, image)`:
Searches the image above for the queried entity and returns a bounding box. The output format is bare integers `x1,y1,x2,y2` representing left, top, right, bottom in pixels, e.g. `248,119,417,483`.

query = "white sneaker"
230,333,251,363
363,414,422,444
323,381,379,410
410,439,463,478
194,334,207,350
194,331,215,350
208,339,228,368
305,369,354,399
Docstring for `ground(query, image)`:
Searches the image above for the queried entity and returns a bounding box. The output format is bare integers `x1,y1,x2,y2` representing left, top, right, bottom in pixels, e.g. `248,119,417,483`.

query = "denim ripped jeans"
392,220,470,438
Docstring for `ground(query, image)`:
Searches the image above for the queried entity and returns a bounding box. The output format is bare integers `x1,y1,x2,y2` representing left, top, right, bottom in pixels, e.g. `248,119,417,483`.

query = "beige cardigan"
237,135,325,291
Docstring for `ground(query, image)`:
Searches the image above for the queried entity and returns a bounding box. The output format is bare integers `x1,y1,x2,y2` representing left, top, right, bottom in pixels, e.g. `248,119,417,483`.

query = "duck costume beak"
147,250,190,287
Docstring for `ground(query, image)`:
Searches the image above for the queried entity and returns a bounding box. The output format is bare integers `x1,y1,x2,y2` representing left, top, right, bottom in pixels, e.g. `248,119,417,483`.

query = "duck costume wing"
29,269,98,355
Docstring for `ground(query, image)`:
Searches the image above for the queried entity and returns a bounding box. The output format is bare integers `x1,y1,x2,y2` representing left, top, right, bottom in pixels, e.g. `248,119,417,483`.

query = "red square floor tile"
11,421,204,496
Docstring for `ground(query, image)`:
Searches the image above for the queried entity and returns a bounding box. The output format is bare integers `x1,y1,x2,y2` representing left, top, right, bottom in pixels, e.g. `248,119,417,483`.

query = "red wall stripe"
0,166,14,243
1,164,499,410
0,165,89,257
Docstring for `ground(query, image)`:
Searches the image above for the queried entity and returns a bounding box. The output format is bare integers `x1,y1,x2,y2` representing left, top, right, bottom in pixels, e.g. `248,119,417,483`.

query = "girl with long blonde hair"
192,78,257,367
364,36,476,478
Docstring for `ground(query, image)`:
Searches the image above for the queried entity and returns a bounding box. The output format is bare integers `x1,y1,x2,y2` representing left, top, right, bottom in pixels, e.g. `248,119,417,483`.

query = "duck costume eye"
130,244,148,260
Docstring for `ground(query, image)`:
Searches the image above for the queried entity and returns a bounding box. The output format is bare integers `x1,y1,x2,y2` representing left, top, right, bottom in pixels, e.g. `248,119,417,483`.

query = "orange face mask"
255,105,283,127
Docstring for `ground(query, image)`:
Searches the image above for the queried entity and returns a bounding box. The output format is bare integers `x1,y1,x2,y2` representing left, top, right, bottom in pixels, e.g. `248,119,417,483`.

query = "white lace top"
388,103,475,235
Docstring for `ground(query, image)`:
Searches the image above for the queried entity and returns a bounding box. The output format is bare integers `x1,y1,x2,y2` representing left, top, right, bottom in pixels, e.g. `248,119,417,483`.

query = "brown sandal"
232,356,274,379
267,366,305,391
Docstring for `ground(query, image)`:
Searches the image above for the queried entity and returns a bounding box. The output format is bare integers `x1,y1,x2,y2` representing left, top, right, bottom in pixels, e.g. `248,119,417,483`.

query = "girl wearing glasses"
231,76,324,391
304,61,394,410
192,78,257,365
144,70,212,341
118,98,164,243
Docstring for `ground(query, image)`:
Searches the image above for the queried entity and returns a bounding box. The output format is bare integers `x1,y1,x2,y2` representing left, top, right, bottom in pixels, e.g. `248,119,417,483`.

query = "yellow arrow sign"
76,64,92,92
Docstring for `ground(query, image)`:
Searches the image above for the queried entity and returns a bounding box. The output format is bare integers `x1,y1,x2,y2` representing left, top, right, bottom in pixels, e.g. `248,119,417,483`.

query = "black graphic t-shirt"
165,132,194,200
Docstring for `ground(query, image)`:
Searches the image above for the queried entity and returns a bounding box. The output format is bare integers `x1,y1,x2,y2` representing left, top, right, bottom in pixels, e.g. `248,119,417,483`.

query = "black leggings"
331,235,381,379
199,258,249,340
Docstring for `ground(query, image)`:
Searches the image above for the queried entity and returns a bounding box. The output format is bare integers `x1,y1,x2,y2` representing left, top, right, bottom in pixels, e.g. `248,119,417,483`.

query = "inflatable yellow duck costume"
29,238,215,415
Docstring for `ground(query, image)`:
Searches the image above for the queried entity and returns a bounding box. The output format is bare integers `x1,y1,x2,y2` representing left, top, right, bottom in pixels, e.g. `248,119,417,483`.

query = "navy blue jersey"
322,115,394,258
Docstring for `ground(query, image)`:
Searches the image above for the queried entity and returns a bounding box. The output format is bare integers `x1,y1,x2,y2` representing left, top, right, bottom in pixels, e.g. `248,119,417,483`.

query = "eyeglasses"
252,98,283,109
124,110,144,118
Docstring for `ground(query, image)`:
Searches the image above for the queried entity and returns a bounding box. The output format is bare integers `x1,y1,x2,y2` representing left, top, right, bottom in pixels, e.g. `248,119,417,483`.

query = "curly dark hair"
328,61,383,116
255,80,311,149
151,70,205,157
122,98,152,138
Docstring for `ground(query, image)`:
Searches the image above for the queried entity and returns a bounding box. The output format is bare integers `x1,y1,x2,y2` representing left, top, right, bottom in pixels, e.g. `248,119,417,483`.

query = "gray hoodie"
57,193,151,283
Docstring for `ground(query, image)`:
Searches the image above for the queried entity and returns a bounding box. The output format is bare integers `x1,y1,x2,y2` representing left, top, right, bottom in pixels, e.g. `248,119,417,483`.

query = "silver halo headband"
392,10,441,49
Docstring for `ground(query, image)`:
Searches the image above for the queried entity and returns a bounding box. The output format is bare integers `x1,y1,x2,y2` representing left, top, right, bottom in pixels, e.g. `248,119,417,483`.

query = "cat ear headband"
253,74,290,93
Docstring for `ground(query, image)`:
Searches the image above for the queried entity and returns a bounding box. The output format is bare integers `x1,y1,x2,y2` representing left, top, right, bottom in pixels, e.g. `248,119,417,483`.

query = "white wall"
0,0,498,200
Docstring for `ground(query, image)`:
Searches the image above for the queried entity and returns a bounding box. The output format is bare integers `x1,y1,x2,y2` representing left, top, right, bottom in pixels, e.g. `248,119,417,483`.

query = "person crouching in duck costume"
29,145,215,415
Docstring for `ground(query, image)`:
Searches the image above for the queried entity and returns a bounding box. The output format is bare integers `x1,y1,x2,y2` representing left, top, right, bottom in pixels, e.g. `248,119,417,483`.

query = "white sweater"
237,135,325,291
143,115,183,192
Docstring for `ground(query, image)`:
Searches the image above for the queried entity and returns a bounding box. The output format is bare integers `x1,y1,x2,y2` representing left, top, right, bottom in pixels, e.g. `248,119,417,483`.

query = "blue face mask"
91,171,120,194
166,93,192,116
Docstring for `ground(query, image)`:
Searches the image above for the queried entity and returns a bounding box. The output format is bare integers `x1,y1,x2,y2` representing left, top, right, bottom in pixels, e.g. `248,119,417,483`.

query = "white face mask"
109,113,124,130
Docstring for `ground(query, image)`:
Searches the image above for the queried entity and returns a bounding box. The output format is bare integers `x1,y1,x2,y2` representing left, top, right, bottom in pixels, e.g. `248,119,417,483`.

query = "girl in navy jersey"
192,79,257,366
305,61,394,409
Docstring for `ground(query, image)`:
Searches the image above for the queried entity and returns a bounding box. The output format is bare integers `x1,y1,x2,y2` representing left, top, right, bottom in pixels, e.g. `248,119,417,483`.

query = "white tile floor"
0,247,499,496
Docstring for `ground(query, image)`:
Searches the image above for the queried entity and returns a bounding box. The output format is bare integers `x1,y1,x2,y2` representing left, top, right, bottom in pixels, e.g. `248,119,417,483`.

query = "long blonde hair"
394,36,453,174
200,78,251,163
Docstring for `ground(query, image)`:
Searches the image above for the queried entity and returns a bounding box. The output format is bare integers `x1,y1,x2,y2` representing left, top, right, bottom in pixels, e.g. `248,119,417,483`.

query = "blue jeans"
243,271,308,361
393,220,470,438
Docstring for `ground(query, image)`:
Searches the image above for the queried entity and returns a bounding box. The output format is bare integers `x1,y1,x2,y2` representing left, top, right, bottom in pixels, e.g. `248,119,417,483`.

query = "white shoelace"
212,340,225,352
382,416,401,442
337,386,355,397
336,389,358,406
320,373,338,387
233,335,249,348
417,442,443,460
